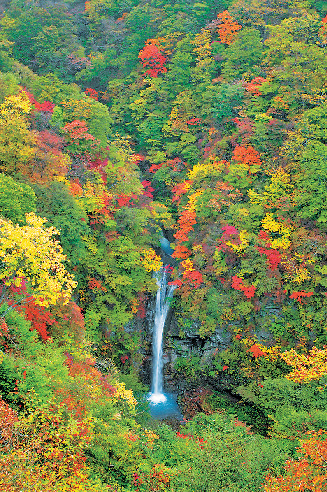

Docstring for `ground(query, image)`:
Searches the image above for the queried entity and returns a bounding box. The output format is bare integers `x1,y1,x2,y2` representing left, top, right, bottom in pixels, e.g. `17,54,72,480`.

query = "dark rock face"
163,312,233,393
134,293,233,393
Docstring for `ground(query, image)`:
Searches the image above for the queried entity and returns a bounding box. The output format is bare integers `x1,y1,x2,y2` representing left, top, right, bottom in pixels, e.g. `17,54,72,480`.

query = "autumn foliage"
263,431,327,492
216,11,242,45
138,41,167,77
232,145,262,172
2,0,327,490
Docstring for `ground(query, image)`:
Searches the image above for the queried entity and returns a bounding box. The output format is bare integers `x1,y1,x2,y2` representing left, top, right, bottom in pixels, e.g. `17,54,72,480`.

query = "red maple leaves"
24,90,55,113
257,247,281,270
138,42,167,78
84,88,98,100
231,276,256,299
21,300,55,341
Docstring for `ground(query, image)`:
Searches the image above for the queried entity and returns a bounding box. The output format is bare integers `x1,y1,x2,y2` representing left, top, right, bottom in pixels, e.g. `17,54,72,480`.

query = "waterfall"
148,267,176,404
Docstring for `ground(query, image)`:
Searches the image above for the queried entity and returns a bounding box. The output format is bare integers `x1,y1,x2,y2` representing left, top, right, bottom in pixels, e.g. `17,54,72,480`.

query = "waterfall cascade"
148,267,176,404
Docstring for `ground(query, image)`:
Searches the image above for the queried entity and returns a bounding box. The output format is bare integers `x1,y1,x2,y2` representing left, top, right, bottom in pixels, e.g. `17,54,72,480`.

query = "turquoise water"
148,392,183,420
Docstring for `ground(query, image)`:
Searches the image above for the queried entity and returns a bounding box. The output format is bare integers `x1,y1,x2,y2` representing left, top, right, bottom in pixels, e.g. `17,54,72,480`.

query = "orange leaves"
0,397,18,452
63,119,96,142
289,291,314,304
209,181,243,212
319,15,327,41
171,244,190,260
20,299,54,341
0,319,9,337
30,130,68,184
180,259,204,288
263,430,327,492
84,88,98,100
301,431,327,467
69,178,83,196
0,403,94,491
88,277,107,291
232,145,261,173
172,180,193,204
281,346,327,383
115,12,128,23
172,208,196,259
248,344,266,358
216,11,242,45
138,41,167,78
245,77,268,96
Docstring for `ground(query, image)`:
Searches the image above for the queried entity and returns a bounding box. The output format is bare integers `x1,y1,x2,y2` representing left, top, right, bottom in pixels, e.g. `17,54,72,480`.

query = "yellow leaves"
213,249,228,276
281,347,327,384
108,274,133,289
149,202,174,230
181,258,194,272
281,252,313,285
188,160,225,181
188,190,204,211
193,29,212,61
140,248,162,272
0,213,76,307
0,92,32,116
0,93,36,174
249,167,293,207
82,235,98,254
25,212,46,228
129,298,138,316
114,381,137,408
164,91,197,135
262,345,281,363
292,266,311,284
262,214,287,233
79,179,106,213
262,213,292,249
192,244,204,254
226,230,249,255
0,14,17,32
129,97,147,120
271,95,289,110
270,236,291,250
144,429,159,449
60,98,93,121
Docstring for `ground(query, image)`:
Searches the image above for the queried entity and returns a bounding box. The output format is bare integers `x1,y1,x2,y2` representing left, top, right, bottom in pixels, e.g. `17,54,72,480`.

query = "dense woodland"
1,0,327,490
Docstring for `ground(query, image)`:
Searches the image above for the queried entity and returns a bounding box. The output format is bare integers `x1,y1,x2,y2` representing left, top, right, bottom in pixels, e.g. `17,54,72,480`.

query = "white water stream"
148,267,176,404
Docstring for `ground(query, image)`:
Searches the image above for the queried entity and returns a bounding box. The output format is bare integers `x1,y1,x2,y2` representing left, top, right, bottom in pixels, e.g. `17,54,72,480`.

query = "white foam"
148,392,167,404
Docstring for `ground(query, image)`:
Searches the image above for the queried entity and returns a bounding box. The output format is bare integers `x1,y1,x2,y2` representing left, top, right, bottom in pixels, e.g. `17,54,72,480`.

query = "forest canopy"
1,0,327,490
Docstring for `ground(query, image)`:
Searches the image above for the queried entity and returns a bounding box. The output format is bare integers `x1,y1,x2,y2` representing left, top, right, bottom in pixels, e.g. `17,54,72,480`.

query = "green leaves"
0,174,36,224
